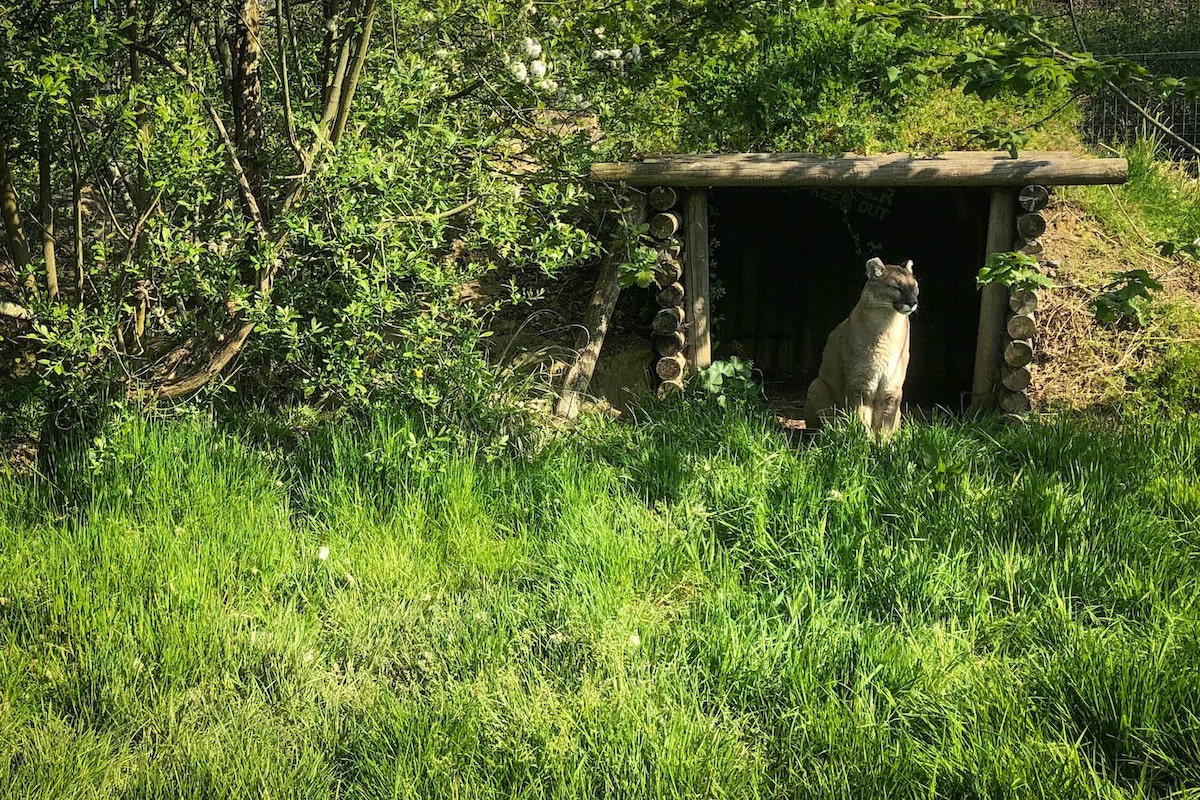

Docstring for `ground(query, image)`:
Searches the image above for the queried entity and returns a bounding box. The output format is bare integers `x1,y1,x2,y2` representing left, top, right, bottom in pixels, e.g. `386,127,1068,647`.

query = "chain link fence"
1036,0,1200,159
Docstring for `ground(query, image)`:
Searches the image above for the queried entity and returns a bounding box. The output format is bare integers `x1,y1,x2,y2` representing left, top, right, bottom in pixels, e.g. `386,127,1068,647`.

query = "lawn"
2,404,1199,798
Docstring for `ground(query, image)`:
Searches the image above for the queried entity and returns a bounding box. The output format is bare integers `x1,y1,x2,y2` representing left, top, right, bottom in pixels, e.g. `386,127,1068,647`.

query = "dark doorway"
708,186,991,412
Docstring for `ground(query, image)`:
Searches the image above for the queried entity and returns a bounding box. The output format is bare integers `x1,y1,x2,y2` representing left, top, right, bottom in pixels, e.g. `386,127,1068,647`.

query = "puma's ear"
902,259,914,273
865,257,886,279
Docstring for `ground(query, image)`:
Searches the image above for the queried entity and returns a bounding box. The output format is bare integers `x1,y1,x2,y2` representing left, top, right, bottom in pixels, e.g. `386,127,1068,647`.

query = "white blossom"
592,49,606,61
548,16,563,29
434,48,450,61
530,59,547,79
593,26,605,38
420,10,434,22
628,633,641,648
536,78,558,93
509,61,529,84
523,37,542,58
318,545,330,561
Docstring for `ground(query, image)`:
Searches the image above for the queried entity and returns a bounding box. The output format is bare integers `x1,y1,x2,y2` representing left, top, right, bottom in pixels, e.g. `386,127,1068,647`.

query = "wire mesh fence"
1036,0,1200,159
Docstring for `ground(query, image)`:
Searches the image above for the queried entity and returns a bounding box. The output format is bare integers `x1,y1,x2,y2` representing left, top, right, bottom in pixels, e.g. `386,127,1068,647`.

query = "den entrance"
708,185,991,415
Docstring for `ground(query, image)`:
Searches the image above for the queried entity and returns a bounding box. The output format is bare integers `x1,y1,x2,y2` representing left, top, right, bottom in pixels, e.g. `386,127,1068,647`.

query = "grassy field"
2,403,1200,799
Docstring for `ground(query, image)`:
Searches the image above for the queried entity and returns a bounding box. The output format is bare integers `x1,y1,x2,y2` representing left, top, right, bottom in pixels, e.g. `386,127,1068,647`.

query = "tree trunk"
0,140,32,284
38,119,59,300
231,0,268,221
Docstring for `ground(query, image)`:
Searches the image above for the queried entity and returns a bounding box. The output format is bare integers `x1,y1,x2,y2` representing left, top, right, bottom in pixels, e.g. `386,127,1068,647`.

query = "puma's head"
863,257,919,315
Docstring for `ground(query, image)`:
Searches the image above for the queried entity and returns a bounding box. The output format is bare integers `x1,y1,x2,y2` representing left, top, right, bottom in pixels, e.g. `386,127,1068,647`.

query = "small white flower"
530,59,547,79
826,489,844,501
548,16,562,29
628,633,641,648
592,49,606,61
434,48,450,61
173,526,184,536
606,48,623,59
548,631,565,645
536,78,558,93
523,37,542,58
570,93,584,105
318,546,330,561
303,651,315,664
420,11,435,22
125,487,133,497
473,611,488,621
250,567,260,576
509,61,529,84
593,26,605,38
520,1,536,14
628,43,641,61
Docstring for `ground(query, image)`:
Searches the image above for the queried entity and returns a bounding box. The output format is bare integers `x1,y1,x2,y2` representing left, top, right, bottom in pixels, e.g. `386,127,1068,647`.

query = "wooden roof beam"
590,151,1128,187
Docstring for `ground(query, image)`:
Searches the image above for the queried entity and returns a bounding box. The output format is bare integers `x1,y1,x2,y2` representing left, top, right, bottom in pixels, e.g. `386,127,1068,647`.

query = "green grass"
1070,139,1200,251
2,403,1200,798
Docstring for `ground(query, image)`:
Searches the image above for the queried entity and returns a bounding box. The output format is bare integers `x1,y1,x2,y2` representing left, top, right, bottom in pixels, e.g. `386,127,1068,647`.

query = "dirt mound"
1033,198,1200,413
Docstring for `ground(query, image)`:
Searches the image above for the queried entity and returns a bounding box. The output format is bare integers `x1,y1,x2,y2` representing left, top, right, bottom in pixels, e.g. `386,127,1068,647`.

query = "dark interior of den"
708,186,991,415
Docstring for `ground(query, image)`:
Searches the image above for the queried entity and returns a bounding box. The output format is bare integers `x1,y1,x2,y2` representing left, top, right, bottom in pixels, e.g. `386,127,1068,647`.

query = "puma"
802,257,919,439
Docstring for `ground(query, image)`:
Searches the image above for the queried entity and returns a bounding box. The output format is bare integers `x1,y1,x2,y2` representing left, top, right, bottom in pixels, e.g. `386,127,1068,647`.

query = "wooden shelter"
556,151,1127,419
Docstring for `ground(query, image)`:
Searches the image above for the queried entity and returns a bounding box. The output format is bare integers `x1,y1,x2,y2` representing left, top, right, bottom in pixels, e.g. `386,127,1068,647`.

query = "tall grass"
2,404,1199,798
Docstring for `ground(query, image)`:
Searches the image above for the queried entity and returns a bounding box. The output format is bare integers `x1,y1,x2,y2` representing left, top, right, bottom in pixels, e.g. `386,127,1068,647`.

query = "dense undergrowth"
2,403,1199,798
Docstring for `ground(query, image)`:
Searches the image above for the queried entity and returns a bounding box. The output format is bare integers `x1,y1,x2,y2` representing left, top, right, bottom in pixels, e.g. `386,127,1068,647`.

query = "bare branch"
331,0,378,145
275,0,303,161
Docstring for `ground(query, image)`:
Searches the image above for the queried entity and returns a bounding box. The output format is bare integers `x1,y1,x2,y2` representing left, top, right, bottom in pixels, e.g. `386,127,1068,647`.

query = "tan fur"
803,257,919,439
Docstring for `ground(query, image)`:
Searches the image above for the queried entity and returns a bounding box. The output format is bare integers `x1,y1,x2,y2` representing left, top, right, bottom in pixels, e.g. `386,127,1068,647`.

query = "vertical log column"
648,187,688,396
682,189,711,371
971,188,1018,412
999,184,1049,414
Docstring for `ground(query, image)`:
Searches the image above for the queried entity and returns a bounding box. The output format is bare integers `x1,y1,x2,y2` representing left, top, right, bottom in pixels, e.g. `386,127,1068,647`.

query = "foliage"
975,250,1053,293
693,356,760,407
1091,269,1163,327
4,408,1200,796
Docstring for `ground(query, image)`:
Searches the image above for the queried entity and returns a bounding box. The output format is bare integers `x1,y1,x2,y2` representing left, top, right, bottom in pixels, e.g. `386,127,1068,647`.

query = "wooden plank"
590,151,1128,188
554,194,645,420
970,188,1017,412
683,189,712,370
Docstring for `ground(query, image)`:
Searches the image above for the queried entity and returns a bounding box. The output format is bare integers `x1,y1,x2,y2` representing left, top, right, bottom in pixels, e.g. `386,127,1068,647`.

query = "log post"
654,330,686,357
648,186,678,211
971,188,1017,411
1018,184,1050,212
683,189,711,371
554,194,647,420
656,281,685,307
1009,289,1038,315
1002,365,1032,392
649,210,682,239
1006,313,1037,340
999,391,1031,414
1005,339,1034,368
654,256,683,287
653,305,686,335
1019,238,1044,256
657,377,684,398
1016,212,1046,241
655,352,687,382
